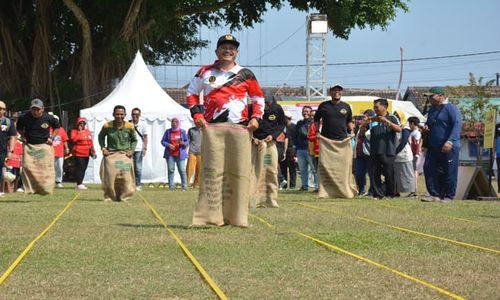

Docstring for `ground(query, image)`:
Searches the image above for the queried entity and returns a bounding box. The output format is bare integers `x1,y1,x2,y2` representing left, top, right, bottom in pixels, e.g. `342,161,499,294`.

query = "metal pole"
395,47,404,101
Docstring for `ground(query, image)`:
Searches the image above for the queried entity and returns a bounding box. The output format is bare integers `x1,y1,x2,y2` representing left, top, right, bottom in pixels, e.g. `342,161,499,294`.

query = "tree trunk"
63,0,93,108
119,0,144,42
31,0,53,108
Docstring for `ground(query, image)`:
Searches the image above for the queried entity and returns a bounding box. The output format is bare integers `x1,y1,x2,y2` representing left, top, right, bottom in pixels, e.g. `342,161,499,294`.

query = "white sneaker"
56,183,64,188
16,188,24,193
0,192,5,197
76,184,88,190
136,186,142,191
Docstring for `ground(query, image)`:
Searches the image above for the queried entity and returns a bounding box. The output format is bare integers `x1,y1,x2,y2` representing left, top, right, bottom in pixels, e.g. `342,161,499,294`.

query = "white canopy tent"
80,51,193,184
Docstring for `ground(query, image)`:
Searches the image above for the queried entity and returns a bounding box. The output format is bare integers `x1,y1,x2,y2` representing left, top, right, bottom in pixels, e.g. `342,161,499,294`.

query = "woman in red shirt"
70,117,95,189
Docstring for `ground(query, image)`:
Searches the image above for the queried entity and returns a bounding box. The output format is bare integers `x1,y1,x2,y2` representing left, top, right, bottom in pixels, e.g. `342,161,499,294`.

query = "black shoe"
299,187,308,191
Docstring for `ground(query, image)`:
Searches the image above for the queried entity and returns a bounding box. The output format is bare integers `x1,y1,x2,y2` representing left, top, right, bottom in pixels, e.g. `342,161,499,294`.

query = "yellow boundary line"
249,214,465,300
0,192,81,285
138,194,228,300
295,203,500,255
372,202,478,224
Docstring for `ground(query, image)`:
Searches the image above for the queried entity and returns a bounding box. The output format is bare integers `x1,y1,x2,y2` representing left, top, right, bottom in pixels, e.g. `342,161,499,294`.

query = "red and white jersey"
186,61,264,124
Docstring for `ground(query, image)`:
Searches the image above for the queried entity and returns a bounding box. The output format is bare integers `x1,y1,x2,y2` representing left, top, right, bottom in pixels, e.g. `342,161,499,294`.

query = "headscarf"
170,117,180,132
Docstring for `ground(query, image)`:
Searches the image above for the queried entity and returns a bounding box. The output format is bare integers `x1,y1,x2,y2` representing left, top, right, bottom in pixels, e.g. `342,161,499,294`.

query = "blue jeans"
167,156,187,190
133,151,143,187
297,149,317,190
424,147,459,199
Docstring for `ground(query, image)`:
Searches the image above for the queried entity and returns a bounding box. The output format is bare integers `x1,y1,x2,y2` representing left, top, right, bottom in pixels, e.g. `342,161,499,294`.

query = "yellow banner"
483,110,496,149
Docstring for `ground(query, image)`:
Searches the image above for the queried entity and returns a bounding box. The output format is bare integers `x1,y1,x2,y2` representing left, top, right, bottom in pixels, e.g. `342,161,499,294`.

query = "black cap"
363,109,375,117
217,34,240,48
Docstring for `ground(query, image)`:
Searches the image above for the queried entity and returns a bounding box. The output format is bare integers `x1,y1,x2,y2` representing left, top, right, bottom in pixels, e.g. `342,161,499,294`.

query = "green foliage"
0,0,409,111
448,73,498,122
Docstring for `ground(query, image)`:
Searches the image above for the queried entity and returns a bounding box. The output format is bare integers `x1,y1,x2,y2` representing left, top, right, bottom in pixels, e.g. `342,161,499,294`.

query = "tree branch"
119,0,144,41
175,0,239,17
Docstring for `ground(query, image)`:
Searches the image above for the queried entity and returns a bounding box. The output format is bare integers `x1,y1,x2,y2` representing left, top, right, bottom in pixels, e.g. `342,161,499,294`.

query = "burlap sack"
99,151,135,201
318,135,358,199
21,143,55,195
250,140,279,208
192,124,252,227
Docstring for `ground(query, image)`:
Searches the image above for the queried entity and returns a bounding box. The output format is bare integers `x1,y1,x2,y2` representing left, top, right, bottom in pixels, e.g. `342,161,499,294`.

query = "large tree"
0,0,409,112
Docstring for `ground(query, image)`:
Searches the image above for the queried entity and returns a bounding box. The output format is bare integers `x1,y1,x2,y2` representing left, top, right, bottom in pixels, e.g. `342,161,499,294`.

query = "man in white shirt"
131,108,148,191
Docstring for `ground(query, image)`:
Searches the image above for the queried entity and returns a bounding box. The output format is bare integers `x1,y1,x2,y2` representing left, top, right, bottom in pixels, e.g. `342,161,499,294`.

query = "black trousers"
371,154,396,198
73,156,90,185
280,149,296,188
497,157,500,192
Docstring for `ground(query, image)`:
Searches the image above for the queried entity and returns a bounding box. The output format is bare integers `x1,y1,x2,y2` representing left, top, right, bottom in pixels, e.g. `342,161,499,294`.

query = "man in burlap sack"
250,98,286,208
98,105,137,202
187,34,265,227
16,99,60,195
314,85,358,199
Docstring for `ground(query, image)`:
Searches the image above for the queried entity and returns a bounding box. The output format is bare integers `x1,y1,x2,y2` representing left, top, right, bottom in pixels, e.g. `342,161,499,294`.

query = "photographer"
360,99,401,199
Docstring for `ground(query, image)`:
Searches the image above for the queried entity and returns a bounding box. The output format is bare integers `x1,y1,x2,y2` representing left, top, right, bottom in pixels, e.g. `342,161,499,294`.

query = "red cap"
76,117,87,125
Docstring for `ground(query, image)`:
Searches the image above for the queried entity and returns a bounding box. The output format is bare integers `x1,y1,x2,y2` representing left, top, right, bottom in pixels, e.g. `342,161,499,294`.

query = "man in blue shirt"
421,87,462,203
294,106,316,191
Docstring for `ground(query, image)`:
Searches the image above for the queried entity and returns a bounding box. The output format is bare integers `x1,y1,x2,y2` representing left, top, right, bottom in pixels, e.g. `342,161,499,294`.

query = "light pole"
306,14,328,101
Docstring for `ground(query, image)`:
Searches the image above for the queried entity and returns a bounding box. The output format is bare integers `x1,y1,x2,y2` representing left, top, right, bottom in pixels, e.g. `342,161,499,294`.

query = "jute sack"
99,151,135,201
250,140,279,208
192,123,252,227
21,143,55,195
318,135,358,199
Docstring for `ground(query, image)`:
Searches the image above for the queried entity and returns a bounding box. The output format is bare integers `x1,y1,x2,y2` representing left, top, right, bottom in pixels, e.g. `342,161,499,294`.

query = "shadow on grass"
115,223,163,229
0,200,32,203
477,215,499,219
78,198,105,202
115,223,192,230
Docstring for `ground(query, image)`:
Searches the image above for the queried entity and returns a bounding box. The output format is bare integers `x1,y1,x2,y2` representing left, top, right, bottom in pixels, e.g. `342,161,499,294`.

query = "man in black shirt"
313,85,357,198
16,99,60,194
364,98,401,199
17,99,60,145
251,98,286,207
314,85,353,140
0,100,18,196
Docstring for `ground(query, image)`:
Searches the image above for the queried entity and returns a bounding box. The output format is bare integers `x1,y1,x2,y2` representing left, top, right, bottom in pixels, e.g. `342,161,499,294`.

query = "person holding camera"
161,118,188,191
360,99,402,199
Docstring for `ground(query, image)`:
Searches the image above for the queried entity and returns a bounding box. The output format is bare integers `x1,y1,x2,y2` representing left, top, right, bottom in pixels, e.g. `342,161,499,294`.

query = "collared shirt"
294,119,312,150
369,114,400,156
425,103,461,148
132,120,148,152
98,121,137,152
186,61,264,124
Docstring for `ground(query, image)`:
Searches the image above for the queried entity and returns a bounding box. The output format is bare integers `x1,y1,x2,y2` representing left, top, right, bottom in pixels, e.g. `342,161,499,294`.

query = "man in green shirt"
98,105,137,202
98,105,137,155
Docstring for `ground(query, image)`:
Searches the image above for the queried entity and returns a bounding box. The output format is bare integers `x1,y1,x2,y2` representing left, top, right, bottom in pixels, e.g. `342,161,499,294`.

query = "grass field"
0,183,499,299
